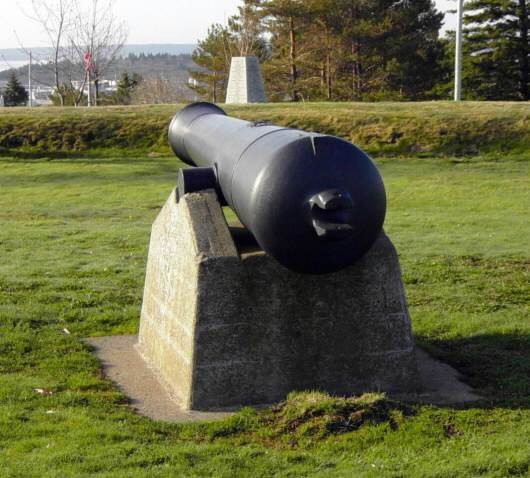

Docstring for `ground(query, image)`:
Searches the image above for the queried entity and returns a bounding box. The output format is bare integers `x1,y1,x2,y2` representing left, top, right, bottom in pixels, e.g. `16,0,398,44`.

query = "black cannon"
168,102,386,274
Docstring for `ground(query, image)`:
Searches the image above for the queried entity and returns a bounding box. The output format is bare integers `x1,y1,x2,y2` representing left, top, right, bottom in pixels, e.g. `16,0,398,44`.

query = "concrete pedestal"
137,190,420,411
225,56,267,104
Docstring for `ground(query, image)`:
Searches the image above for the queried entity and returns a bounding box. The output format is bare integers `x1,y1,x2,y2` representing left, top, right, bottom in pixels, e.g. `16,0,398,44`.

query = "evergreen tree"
261,0,313,101
3,71,28,107
304,0,343,100
426,35,458,99
228,0,269,59
188,24,233,102
114,72,141,105
263,0,444,101
382,0,445,100
463,0,529,100
191,0,447,101
334,0,380,101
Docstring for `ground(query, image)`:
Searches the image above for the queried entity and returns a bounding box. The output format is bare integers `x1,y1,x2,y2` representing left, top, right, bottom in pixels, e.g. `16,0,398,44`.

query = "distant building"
71,79,118,97
32,86,53,106
99,79,118,94
0,94,4,107
24,84,53,106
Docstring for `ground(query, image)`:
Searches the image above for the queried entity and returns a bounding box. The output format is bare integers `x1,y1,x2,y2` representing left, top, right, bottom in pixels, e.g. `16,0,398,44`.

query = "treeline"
189,0,529,102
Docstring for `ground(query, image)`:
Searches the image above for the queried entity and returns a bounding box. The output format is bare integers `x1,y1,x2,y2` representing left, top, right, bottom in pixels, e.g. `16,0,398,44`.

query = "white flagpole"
454,0,464,101
87,70,92,107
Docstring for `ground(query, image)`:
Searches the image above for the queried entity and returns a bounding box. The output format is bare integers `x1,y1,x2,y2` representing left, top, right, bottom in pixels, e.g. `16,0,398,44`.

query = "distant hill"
0,44,196,63
0,52,197,87
121,44,195,56
0,47,52,62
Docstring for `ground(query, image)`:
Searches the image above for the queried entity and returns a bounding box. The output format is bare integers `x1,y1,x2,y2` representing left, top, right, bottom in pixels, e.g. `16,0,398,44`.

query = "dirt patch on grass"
260,391,413,441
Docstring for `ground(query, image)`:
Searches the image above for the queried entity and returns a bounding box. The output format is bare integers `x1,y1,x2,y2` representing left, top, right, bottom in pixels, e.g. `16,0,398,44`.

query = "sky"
1,0,458,50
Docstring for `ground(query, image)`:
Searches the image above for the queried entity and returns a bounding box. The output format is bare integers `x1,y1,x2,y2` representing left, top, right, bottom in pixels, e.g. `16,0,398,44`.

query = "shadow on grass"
417,333,530,409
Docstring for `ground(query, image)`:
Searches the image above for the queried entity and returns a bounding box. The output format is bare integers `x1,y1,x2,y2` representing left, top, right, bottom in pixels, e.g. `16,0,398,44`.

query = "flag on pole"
83,51,93,72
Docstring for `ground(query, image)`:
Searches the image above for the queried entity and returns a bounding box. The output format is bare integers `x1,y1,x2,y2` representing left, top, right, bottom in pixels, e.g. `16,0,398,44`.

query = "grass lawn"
0,153,528,477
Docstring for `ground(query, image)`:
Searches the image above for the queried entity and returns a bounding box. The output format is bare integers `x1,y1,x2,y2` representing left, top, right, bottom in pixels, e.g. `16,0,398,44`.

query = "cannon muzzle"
168,102,386,274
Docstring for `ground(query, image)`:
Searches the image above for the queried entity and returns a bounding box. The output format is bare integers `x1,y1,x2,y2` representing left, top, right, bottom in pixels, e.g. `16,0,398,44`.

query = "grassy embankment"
0,102,529,477
0,101,529,158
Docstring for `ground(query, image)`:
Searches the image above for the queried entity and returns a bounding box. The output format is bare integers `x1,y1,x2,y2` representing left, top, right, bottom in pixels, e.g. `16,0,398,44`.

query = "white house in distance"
71,79,118,97
28,85,54,106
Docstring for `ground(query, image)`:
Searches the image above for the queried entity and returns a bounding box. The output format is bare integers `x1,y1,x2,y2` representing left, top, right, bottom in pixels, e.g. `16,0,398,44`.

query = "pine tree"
191,0,447,101
463,0,529,100
228,0,269,59
263,0,444,101
114,72,141,105
261,0,312,101
304,0,343,100
188,24,233,102
382,0,445,100
3,71,28,107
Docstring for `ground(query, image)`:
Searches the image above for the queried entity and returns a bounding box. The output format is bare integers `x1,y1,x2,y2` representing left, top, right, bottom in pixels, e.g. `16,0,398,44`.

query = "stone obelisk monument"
225,56,267,104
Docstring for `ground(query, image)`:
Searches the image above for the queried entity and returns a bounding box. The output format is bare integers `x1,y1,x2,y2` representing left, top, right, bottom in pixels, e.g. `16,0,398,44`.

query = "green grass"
0,153,529,477
1,102,529,158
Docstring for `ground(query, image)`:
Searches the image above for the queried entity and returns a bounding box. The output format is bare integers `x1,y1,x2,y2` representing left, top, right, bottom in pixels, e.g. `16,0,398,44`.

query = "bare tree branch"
70,0,128,105
16,0,76,105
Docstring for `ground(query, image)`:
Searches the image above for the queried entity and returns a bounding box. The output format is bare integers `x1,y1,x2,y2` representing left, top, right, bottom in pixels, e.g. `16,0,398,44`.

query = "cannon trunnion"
168,102,386,274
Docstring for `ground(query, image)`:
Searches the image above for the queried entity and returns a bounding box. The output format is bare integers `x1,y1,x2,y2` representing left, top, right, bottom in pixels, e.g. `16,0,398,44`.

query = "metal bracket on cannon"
176,167,226,205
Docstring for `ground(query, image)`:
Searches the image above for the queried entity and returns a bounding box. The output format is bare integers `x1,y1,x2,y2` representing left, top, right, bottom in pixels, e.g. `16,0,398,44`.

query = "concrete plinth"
225,56,267,104
137,190,421,411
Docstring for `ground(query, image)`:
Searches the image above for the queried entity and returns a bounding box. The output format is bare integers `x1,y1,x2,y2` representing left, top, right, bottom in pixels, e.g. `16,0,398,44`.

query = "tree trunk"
351,40,362,101
349,3,361,101
351,41,356,100
54,13,65,107
519,0,529,100
289,15,298,102
213,72,217,103
74,71,88,107
54,60,64,106
94,78,99,106
326,28,332,100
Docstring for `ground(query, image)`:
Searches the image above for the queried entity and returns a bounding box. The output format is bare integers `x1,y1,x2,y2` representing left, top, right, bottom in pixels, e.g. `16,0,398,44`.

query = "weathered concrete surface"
225,56,267,104
137,189,239,410
412,349,482,404
85,336,231,422
138,189,421,411
88,336,481,423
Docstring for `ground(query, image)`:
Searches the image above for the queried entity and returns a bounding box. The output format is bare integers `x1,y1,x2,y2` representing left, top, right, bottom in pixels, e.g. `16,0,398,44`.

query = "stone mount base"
88,336,481,422
138,189,421,411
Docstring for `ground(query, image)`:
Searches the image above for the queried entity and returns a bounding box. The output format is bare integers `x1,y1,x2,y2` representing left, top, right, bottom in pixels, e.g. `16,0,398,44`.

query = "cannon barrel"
168,102,386,274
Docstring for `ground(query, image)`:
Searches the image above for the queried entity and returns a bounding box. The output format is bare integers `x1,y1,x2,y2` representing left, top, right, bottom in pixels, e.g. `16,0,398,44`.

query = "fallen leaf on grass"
33,388,53,396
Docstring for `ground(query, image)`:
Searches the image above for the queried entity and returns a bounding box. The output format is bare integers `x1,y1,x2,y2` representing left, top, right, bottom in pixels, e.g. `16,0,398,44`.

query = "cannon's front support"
137,189,420,411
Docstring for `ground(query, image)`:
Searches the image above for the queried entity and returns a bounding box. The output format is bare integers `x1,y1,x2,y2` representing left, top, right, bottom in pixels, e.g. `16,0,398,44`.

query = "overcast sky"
1,0,458,49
